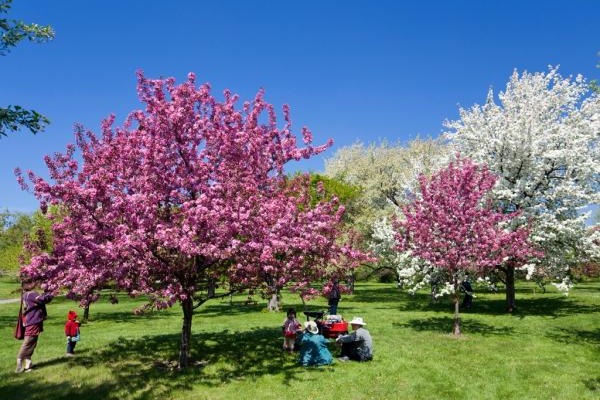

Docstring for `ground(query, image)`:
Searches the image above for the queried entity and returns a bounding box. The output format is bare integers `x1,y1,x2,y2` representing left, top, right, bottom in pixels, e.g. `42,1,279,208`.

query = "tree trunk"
505,263,516,313
179,296,194,369
267,291,281,312
83,305,90,322
452,293,461,336
347,273,355,294
207,278,216,298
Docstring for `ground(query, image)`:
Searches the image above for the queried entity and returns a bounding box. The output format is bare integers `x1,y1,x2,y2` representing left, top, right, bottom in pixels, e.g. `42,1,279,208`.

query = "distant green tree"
0,208,55,274
308,173,361,218
0,0,54,137
0,210,33,272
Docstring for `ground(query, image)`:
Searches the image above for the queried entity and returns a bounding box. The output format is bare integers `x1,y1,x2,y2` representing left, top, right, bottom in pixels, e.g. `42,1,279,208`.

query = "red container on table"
323,321,348,338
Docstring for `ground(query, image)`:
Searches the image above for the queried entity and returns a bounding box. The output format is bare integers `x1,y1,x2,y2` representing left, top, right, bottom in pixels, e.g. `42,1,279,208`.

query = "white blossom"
445,66,600,291
325,138,450,232
552,277,574,295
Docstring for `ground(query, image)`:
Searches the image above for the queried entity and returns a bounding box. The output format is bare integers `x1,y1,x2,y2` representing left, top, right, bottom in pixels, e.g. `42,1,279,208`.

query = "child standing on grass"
281,308,302,353
64,310,80,357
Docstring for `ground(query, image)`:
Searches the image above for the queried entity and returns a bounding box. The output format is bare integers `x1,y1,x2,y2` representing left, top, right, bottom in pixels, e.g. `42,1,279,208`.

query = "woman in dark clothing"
16,280,53,373
328,279,341,315
461,278,473,310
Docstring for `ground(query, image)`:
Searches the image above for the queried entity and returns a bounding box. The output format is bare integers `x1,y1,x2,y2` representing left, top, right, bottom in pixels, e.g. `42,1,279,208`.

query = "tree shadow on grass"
347,285,402,304
0,380,117,400
0,326,330,400
397,292,598,318
475,297,599,318
90,327,332,390
583,376,600,392
87,310,173,324
199,301,269,317
393,316,515,336
546,327,600,347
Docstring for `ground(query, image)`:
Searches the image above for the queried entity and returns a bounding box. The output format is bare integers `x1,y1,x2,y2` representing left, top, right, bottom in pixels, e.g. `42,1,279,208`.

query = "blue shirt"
298,332,333,366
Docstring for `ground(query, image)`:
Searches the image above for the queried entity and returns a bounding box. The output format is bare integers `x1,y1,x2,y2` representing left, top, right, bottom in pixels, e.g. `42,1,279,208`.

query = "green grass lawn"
0,280,598,400
0,274,20,299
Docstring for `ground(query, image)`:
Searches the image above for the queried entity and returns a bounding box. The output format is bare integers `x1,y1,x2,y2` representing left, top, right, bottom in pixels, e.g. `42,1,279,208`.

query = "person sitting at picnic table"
335,316,373,362
298,321,333,367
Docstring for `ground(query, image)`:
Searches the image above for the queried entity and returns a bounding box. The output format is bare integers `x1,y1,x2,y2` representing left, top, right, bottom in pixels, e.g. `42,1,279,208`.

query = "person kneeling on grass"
335,317,373,362
298,321,333,367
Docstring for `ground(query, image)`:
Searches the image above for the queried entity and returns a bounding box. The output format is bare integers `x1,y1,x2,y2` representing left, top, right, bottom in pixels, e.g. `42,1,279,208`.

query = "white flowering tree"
445,66,600,312
325,138,449,215
370,217,436,293
325,138,450,279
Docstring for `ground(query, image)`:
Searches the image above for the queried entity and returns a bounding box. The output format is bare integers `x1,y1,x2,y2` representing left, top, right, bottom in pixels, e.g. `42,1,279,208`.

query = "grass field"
0,273,20,299
0,277,598,400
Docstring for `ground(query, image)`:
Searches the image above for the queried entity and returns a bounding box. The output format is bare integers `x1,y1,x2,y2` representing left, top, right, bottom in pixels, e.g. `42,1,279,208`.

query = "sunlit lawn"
0,273,20,299
0,276,598,400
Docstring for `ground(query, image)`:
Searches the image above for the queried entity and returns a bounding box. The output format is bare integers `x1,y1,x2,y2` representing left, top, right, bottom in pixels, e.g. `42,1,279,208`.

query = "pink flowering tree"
395,156,539,335
16,72,367,368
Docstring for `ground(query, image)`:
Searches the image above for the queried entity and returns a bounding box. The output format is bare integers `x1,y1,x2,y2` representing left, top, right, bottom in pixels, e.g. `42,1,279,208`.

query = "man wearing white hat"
335,316,373,362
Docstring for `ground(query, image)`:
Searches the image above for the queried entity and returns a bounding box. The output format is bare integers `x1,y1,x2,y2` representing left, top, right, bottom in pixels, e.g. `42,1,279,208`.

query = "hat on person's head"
67,310,78,321
349,317,366,326
304,320,319,334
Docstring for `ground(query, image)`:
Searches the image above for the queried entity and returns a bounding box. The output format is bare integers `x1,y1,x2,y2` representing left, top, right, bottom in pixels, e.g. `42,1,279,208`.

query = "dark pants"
461,281,473,309
340,342,372,362
328,300,339,315
461,294,473,309
66,339,77,354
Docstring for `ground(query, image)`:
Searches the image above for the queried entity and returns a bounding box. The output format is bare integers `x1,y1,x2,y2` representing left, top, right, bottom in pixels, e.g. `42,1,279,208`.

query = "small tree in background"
0,0,54,136
0,210,33,274
17,71,367,368
395,156,538,335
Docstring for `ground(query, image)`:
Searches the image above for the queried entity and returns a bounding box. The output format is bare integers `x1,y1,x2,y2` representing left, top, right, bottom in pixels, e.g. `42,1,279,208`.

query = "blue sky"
2,0,599,212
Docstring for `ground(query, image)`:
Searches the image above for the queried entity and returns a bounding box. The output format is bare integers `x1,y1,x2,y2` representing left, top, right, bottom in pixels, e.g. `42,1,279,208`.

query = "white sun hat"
349,317,366,326
304,320,319,334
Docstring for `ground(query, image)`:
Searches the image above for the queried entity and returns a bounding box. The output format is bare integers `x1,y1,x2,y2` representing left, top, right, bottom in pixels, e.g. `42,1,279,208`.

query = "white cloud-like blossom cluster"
445,66,600,291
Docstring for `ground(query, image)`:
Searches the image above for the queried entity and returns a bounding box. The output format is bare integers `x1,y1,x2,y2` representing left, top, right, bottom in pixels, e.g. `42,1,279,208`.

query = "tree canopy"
0,0,54,137
17,71,367,367
325,138,450,280
445,66,600,311
395,156,538,334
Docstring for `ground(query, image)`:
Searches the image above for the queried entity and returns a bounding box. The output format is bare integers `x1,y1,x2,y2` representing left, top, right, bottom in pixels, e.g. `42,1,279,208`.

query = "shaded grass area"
0,280,598,399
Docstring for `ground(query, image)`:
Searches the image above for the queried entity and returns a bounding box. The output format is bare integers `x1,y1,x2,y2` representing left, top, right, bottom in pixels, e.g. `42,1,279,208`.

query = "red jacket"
65,320,80,336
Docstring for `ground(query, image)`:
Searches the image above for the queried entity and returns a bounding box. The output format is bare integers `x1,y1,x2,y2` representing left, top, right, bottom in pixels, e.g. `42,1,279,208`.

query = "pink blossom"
17,71,370,365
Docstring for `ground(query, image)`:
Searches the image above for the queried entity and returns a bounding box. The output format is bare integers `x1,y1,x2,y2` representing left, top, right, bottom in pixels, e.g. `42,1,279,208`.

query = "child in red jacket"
64,310,80,357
